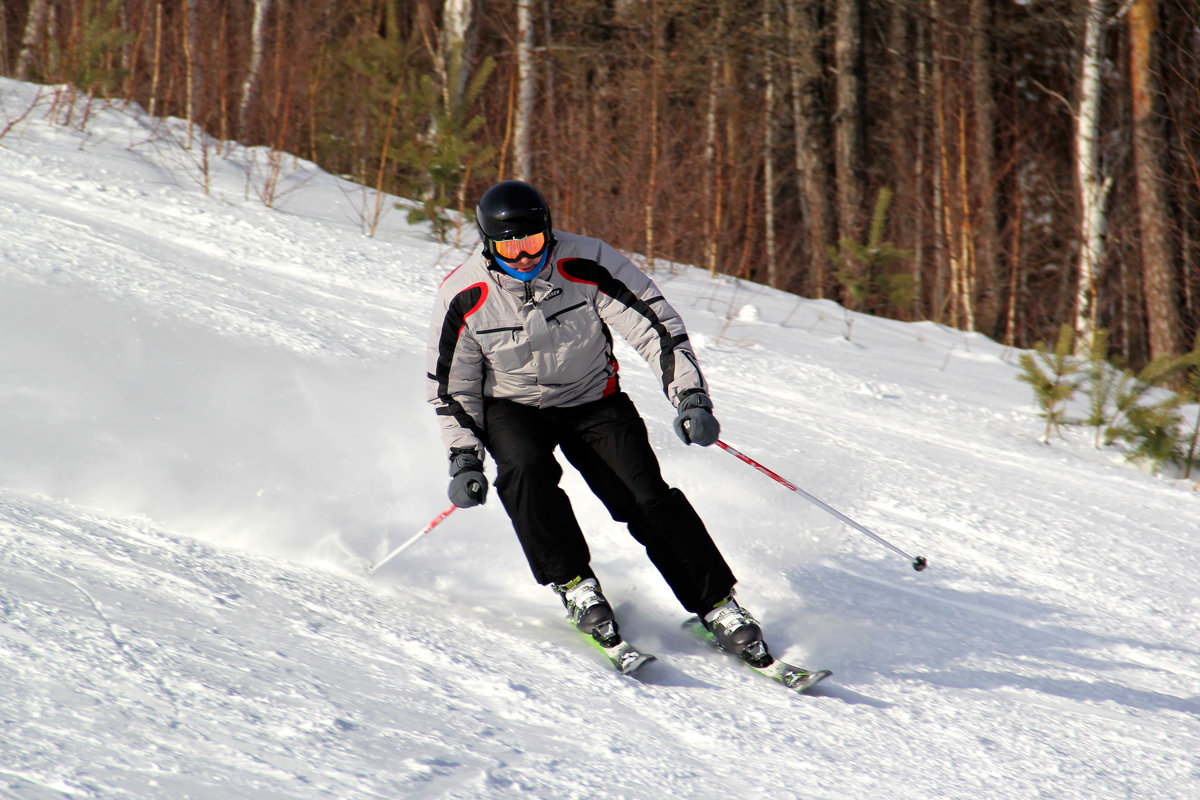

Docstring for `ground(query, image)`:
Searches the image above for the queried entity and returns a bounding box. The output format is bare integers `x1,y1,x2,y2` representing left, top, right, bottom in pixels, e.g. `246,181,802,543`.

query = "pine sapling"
1186,402,1200,481
827,188,914,317
1175,333,1200,479
1111,400,1185,473
1081,329,1119,448
1104,354,1188,474
1017,323,1081,444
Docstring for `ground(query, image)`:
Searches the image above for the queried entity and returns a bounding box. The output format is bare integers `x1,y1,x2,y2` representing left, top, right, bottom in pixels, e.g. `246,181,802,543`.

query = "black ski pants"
484,391,736,615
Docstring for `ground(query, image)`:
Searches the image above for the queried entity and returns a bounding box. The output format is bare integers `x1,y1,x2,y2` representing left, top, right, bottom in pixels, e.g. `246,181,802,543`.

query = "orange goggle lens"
493,231,547,261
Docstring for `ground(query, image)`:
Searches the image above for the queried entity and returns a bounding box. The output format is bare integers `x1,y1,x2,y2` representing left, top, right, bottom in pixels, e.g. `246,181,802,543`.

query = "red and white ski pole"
365,503,459,576
713,439,928,572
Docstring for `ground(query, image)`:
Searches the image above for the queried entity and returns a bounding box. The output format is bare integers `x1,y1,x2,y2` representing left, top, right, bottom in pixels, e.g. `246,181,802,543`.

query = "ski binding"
683,616,831,694
572,618,655,676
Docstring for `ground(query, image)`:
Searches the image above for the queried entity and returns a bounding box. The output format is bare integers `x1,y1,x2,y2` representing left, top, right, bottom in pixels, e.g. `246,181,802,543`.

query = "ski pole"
365,503,459,576
713,439,928,572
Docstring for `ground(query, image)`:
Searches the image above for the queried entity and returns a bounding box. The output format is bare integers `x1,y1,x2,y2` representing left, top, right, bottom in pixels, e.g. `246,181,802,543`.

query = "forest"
3,0,1198,370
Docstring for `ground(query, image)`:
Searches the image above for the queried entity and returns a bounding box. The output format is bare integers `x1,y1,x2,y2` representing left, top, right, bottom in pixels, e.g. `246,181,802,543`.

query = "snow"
1,79,1197,800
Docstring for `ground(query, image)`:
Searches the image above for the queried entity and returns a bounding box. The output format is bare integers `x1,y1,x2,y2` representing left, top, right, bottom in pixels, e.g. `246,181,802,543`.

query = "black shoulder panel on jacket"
434,282,489,442
558,258,682,393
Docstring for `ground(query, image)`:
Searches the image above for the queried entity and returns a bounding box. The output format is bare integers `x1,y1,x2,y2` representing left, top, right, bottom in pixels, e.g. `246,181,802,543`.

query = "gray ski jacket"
426,231,708,458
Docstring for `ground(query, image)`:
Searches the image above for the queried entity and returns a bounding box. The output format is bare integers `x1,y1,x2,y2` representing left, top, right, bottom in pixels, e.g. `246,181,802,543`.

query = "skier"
426,180,769,665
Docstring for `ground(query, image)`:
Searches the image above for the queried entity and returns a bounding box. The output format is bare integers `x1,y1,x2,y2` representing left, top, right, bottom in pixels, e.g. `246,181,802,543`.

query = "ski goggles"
493,230,548,261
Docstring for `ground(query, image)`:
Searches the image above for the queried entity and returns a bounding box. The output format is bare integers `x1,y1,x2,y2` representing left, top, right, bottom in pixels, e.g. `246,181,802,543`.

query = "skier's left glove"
674,392,720,446
448,448,488,507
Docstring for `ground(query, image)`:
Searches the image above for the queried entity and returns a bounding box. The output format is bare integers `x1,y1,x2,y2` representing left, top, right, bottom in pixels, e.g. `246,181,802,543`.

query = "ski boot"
703,597,772,667
553,575,620,648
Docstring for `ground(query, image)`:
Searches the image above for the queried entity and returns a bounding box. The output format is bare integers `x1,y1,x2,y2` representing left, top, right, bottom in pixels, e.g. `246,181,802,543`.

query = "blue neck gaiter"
493,248,550,282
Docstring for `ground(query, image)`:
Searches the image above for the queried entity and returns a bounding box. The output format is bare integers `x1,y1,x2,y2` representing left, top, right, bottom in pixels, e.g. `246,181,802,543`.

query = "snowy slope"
1,79,1197,800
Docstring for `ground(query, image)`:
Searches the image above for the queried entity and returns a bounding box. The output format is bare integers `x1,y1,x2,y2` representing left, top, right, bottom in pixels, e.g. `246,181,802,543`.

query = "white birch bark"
514,0,535,180
442,0,474,107
431,0,474,195
1072,0,1113,351
238,0,272,137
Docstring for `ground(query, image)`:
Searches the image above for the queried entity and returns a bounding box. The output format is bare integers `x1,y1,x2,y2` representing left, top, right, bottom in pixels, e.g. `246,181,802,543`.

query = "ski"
596,637,656,676
682,616,831,694
570,618,656,676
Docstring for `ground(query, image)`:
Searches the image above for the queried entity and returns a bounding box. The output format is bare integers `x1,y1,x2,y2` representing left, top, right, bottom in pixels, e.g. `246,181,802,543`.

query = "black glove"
673,392,720,446
447,448,488,507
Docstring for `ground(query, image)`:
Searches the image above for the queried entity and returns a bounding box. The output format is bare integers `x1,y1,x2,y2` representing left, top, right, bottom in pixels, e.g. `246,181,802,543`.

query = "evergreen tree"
1172,332,1200,479
1103,354,1189,474
1080,329,1119,447
1017,323,1081,444
403,56,496,241
828,188,914,316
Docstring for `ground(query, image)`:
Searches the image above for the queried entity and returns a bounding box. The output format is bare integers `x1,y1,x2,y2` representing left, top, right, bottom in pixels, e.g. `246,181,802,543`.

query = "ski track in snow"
1,80,1198,799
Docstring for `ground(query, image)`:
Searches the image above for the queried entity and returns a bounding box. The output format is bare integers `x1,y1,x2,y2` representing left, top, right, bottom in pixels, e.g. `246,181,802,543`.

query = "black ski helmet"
475,180,553,257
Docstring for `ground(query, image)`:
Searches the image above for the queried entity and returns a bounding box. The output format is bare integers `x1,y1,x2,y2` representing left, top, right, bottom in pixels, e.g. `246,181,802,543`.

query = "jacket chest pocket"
545,302,600,342
544,301,605,381
477,325,532,372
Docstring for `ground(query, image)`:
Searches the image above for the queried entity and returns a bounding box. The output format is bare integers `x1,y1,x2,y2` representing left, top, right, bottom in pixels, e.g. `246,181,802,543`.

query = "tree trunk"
1129,0,1184,366
834,0,865,246
788,0,832,298
703,1,729,278
15,0,49,81
914,6,930,319
0,2,7,71
184,0,200,147
970,0,1000,335
762,0,778,287
149,0,163,118
930,0,951,323
238,0,273,138
442,0,475,109
644,0,662,267
1072,0,1111,353
515,0,534,180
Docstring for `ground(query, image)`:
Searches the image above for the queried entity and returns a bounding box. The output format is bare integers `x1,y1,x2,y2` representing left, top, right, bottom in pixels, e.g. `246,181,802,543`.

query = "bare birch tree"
1072,0,1113,351
515,0,534,180
441,0,475,110
238,0,273,138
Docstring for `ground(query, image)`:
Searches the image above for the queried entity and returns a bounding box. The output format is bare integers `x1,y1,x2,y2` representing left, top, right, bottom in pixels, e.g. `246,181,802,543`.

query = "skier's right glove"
674,392,720,446
447,448,488,508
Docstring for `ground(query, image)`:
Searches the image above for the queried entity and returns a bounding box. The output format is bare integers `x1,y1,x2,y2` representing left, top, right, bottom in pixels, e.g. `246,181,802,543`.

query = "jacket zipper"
545,301,587,324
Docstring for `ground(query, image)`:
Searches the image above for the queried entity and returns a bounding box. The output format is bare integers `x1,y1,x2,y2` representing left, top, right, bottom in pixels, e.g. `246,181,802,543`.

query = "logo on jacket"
542,287,563,302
